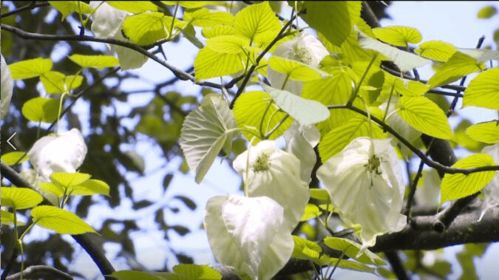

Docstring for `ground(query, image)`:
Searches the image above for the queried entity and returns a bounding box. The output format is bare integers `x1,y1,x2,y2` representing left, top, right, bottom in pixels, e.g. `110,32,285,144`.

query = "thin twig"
0,1,50,19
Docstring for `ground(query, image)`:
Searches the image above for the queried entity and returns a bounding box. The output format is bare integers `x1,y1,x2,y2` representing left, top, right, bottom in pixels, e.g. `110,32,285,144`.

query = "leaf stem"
346,54,378,107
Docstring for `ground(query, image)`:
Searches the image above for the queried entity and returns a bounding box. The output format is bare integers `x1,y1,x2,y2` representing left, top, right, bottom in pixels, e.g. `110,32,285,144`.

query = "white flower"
284,123,320,182
90,1,147,69
415,169,441,209
480,143,499,220
317,137,407,248
233,140,309,229
204,195,294,280
268,32,329,94
28,128,87,181
1,54,13,119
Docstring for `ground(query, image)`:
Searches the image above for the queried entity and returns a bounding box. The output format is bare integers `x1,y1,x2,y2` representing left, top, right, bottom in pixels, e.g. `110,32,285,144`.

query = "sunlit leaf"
51,172,92,188
477,5,497,19
372,25,422,47
463,68,499,110
40,71,83,94
441,154,497,203
323,236,384,265
32,205,95,234
1,187,43,210
184,8,234,27
428,52,483,88
309,189,330,202
194,46,245,80
1,151,28,165
396,96,453,140
156,264,222,280
122,12,178,45
49,1,92,19
466,121,499,144
300,204,322,221
107,1,158,13
179,94,236,183
234,1,281,44
9,58,52,80
268,56,324,82
21,97,59,123
415,40,456,62
292,235,322,261
1,210,25,226
69,54,119,69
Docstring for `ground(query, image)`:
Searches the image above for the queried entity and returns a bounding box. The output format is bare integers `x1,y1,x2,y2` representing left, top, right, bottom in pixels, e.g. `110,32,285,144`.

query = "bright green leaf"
441,154,497,203
40,71,84,94
184,8,234,27
49,1,92,19
1,210,25,225
233,91,293,141
415,40,457,62
9,58,52,80
179,95,236,184
300,2,361,46
32,205,95,234
268,56,324,81
466,121,499,144
69,54,119,69
309,189,330,202
463,68,499,110
397,96,453,140
292,235,322,262
39,182,64,198
107,1,158,13
194,47,245,80
156,264,222,280
122,12,176,45
477,5,497,19
300,204,322,221
372,25,422,47
266,86,330,126
22,97,59,123
317,255,375,273
1,187,43,210
51,172,92,188
428,52,483,88
302,67,354,105
1,151,28,165
323,236,384,265
234,1,281,44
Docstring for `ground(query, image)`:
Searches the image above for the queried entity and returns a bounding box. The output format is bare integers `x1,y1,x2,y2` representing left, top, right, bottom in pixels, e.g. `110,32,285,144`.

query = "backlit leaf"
234,2,281,44
441,154,497,203
9,58,52,80
292,235,322,261
466,121,499,144
323,236,384,265
415,40,456,62
1,187,43,210
194,47,245,80
372,25,422,47
1,151,28,165
40,71,83,94
1,210,25,226
22,97,59,123
69,54,119,69
463,68,499,110
32,205,95,234
397,96,452,140
51,172,92,188
107,1,158,13
477,5,497,19
428,52,483,88
184,8,234,27
268,56,324,82
122,12,177,45
49,1,92,19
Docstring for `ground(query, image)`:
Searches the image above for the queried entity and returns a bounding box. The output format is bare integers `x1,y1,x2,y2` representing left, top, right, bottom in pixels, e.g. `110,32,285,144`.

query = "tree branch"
0,1,50,19
6,265,72,280
0,163,115,279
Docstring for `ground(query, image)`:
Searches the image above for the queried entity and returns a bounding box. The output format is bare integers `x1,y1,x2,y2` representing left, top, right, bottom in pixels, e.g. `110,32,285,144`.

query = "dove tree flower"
283,123,320,183
268,32,329,94
28,128,88,181
317,137,407,248
1,54,13,119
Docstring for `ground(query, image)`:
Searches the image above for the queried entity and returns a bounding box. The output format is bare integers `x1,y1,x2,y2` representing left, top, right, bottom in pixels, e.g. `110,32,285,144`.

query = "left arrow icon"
7,132,17,150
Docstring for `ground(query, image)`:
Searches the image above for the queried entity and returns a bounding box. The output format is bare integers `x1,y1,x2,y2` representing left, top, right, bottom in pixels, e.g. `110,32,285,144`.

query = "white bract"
204,195,294,280
28,128,87,181
480,143,499,220
233,140,309,229
284,123,320,182
268,32,329,94
1,54,13,119
317,137,407,248
415,169,441,209
90,1,147,69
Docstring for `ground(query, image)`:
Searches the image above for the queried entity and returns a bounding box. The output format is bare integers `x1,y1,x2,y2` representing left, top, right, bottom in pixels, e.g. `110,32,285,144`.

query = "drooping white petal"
204,195,294,280
284,123,320,182
414,169,441,209
268,32,329,94
28,128,87,181
1,54,13,119
233,140,309,229
480,143,499,219
317,137,407,248
113,33,149,70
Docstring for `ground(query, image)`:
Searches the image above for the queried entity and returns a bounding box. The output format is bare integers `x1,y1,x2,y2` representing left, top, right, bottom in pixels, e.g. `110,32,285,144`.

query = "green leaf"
309,189,330,202
111,271,160,280
22,97,59,123
441,154,497,203
40,71,84,94
234,1,281,44
179,95,236,183
31,205,95,234
396,96,453,140
319,117,385,162
43,177,110,197
51,172,92,188
300,2,360,46
372,25,422,47
266,86,330,126
69,54,119,69
184,8,234,27
323,236,384,265
233,91,293,141
157,264,222,280
463,68,499,110
466,121,499,144
48,1,92,19
428,52,483,88
415,40,456,62
300,204,322,221
477,5,497,19
107,1,158,13
1,187,43,210
9,58,52,80
302,67,354,105
317,256,375,273
268,56,324,82
1,151,28,165
1,210,25,226
292,235,322,262
194,47,245,80
122,12,176,45
359,33,430,72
